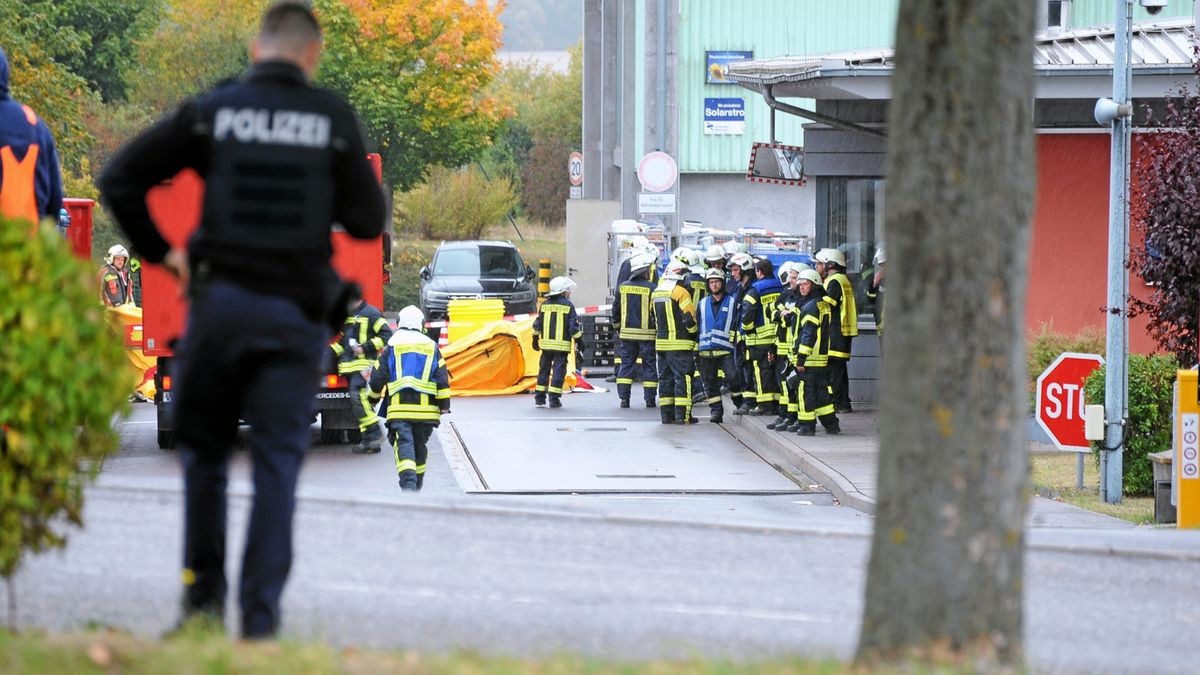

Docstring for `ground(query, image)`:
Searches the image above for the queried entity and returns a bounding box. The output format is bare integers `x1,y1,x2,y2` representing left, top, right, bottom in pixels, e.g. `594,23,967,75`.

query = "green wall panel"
677,0,900,173
1069,0,1192,27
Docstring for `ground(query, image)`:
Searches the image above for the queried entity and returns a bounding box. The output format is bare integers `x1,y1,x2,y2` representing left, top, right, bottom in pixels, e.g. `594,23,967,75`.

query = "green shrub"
1083,354,1178,496
0,219,129,580
1026,324,1105,408
395,166,518,241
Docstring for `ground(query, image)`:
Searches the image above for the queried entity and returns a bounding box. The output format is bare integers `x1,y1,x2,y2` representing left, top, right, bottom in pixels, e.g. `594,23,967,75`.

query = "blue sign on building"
703,98,745,135
706,50,754,84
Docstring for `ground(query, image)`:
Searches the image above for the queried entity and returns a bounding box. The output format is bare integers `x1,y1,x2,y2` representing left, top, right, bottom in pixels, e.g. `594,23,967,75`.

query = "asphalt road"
5,388,1200,673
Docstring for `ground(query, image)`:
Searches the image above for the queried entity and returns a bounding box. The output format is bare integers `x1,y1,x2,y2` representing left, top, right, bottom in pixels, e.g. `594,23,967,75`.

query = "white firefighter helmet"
705,268,725,281
661,269,684,282
728,252,753,270
548,276,577,296
815,248,846,268
629,251,656,275
105,244,129,264
798,269,823,287
686,249,704,273
705,244,725,263
873,244,887,266
670,246,690,263
665,258,689,277
397,305,425,330
627,235,649,250
722,240,740,257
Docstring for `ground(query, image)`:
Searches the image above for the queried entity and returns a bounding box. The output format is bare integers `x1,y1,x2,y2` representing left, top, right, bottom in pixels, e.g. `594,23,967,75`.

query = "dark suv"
418,240,537,320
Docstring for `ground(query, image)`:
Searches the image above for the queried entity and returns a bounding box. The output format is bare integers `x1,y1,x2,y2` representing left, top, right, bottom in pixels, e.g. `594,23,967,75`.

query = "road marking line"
437,422,485,492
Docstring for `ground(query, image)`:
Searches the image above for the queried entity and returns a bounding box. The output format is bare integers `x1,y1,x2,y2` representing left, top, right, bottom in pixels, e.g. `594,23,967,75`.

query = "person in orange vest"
0,46,64,226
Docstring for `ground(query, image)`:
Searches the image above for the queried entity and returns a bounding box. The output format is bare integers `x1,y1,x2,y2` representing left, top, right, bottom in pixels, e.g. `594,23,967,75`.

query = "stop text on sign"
1042,382,1086,420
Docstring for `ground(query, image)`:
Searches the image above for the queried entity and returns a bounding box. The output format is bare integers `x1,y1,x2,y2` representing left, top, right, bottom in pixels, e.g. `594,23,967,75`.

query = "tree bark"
856,0,1034,667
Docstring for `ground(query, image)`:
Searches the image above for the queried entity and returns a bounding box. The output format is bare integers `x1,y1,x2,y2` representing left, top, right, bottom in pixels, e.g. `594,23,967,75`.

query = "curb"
726,413,877,516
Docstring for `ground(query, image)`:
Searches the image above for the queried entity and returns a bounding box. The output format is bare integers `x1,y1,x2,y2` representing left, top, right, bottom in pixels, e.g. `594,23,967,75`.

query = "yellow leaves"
931,404,955,438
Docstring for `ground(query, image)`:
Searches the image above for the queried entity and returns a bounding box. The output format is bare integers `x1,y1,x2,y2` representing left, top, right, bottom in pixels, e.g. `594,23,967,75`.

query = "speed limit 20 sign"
568,152,583,187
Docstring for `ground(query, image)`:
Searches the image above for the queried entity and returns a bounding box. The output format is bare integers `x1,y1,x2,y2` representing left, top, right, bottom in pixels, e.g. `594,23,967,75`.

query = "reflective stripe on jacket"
739,277,783,347
652,280,697,351
533,295,582,352
824,271,859,338
613,277,655,340
366,329,450,423
796,295,832,368
330,302,393,373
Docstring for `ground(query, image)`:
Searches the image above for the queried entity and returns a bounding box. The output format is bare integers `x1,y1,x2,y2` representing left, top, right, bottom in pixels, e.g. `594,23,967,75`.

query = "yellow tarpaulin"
441,318,577,397
105,304,156,400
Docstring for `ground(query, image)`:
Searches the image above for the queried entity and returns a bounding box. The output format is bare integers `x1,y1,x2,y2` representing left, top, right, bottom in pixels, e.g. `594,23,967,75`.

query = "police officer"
331,295,393,453
652,261,698,424
793,268,841,436
99,2,386,639
612,251,658,408
362,305,450,491
816,248,857,413
696,268,742,423
532,276,583,408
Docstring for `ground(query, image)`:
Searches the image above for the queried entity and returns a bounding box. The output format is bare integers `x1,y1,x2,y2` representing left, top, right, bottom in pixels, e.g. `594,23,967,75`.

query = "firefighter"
704,244,727,275
738,258,783,416
361,305,449,491
652,261,698,424
768,262,804,431
612,250,658,408
726,252,755,411
98,3,386,639
332,295,393,453
99,244,134,307
792,268,840,435
815,248,858,413
867,244,886,335
532,276,583,408
697,268,742,423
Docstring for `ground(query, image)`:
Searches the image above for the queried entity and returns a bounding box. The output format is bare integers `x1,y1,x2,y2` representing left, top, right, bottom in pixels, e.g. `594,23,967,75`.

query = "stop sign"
1036,352,1104,451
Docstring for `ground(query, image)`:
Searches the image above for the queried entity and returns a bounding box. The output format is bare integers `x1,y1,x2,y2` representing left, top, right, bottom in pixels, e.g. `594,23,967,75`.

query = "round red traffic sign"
568,152,583,187
1035,352,1104,451
637,151,678,193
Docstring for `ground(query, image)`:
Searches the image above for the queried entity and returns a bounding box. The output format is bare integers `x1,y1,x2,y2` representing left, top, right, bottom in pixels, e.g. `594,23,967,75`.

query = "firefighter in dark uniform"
816,247,858,413
98,244,134,307
98,3,386,639
330,296,393,453
792,269,841,436
726,252,754,413
697,268,742,423
362,305,450,491
738,258,783,416
612,250,658,408
532,276,583,408
768,262,804,432
652,260,698,424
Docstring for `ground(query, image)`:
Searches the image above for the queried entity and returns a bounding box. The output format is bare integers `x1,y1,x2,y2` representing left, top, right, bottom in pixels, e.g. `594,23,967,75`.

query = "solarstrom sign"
703,97,745,135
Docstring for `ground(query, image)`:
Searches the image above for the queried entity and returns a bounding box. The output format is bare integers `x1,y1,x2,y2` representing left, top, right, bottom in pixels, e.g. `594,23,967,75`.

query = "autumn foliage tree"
314,0,510,190
1130,59,1200,366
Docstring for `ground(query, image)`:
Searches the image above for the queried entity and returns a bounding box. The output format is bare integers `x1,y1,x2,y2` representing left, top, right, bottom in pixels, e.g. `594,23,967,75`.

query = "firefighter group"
607,238,884,434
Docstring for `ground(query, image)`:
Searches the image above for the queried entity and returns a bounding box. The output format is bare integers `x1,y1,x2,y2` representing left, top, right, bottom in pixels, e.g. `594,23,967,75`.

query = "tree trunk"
856,0,1034,667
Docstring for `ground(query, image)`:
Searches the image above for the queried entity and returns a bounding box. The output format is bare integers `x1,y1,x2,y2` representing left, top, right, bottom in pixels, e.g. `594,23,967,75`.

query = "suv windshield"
433,246,523,278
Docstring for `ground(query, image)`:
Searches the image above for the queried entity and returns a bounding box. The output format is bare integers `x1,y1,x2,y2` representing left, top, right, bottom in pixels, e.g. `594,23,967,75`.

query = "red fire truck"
141,156,389,449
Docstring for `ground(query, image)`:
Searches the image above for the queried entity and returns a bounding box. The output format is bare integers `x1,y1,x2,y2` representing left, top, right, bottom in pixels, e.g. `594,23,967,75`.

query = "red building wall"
1027,133,1156,354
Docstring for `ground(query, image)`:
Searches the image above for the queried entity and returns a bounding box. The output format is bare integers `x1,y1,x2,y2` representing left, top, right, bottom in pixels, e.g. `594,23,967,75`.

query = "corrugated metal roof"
725,18,1196,88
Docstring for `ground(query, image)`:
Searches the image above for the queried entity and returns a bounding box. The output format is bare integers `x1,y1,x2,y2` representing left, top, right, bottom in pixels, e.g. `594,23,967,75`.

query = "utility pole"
1102,0,1133,503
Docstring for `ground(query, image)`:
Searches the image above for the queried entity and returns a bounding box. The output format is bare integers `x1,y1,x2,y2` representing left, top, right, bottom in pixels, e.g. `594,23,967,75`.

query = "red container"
62,197,94,261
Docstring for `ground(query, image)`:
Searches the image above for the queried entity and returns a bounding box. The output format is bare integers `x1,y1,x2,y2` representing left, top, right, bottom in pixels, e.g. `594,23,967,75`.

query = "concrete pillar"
583,0,603,200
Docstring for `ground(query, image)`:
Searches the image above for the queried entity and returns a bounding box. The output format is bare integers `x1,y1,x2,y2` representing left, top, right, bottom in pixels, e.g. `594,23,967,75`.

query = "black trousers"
615,338,657,402
174,280,325,638
657,350,695,421
388,420,434,489
535,350,569,401
698,351,740,415
747,345,778,406
799,367,839,430
829,355,851,409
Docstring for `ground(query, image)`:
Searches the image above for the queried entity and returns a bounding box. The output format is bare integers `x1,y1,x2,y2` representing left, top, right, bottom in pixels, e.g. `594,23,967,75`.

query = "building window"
1046,0,1070,32
824,177,885,323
